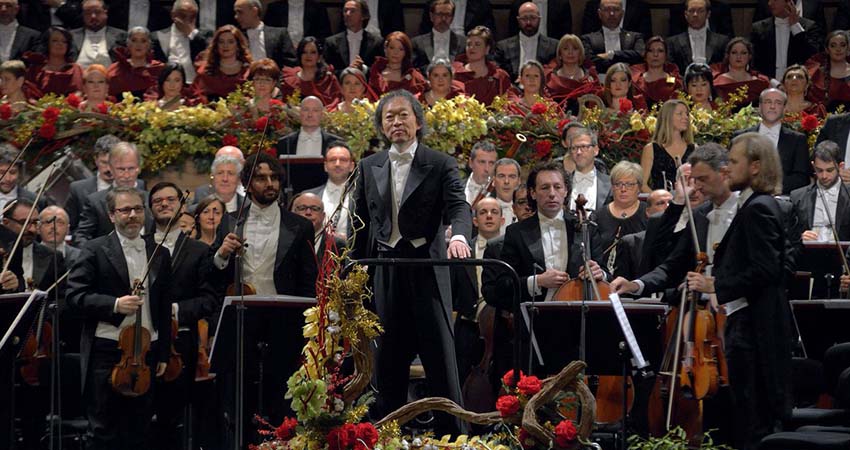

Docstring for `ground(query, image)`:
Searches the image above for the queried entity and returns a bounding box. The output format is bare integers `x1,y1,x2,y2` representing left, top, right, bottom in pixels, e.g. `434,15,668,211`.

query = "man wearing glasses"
290,191,345,262
75,141,153,245
412,0,467,70
564,126,612,213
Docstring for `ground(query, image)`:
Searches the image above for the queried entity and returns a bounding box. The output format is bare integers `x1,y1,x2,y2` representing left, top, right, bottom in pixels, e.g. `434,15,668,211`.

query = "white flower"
401,440,410,450
328,310,340,323
334,397,344,412
327,325,341,334
412,438,422,447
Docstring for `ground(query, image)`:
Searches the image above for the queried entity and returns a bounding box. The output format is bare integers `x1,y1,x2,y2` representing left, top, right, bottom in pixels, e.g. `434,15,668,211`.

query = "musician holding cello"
66,186,173,450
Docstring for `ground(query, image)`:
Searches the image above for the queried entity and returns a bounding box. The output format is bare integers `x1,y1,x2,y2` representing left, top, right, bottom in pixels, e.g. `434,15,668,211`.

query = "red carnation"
269,99,284,107
517,375,542,396
66,93,81,108
554,420,578,447
496,395,520,417
502,369,524,387
96,102,108,114
531,102,548,115
557,118,571,133
354,423,378,450
618,98,633,113
42,106,61,122
256,115,269,131
0,103,11,120
39,122,57,139
274,417,298,440
518,428,535,449
327,423,357,450
222,134,239,147
534,140,553,158
801,113,819,132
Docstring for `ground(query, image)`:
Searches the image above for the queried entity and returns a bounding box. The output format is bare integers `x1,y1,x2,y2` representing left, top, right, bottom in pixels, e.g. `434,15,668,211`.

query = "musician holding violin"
66,186,173,450
464,140,497,205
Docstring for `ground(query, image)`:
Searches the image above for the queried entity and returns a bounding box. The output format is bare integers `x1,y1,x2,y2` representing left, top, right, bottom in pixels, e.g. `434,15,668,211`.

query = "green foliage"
626,428,734,450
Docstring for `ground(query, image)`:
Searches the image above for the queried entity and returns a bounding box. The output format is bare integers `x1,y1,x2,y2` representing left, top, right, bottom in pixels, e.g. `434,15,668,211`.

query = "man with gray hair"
735,87,810,194
75,141,152,244
464,139,497,204
493,157,521,233
233,0,295,68
152,0,212,84
192,146,245,213
40,205,81,265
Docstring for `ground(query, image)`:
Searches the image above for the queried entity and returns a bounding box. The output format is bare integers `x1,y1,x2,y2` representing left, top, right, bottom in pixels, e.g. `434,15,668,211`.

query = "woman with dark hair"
1,61,41,114
193,195,226,246
452,26,510,106
601,63,647,112
335,67,378,112
79,64,113,112
280,36,341,108
782,64,826,117
248,58,281,114
191,25,252,102
107,26,165,99
713,37,769,108
806,30,850,112
147,63,203,109
684,63,716,110
630,36,682,108
546,33,601,113
23,26,83,96
368,31,427,96
416,59,465,107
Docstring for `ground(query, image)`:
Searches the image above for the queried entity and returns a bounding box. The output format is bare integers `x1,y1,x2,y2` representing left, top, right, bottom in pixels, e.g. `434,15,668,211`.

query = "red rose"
222,134,239,147
0,103,11,120
531,102,548,115
534,140,553,158
517,375,542,396
327,424,357,450
801,113,819,132
66,93,81,108
256,115,269,131
496,395,520,417
264,147,276,157
554,420,578,447
42,106,61,122
557,118,571,133
518,428,535,449
618,98,633,113
39,122,57,139
269,99,284,107
96,102,108,114
274,417,298,440
354,423,378,450
502,369,524,387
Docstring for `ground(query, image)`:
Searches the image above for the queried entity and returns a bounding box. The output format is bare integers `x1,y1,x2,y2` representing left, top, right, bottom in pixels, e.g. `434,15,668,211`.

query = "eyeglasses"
571,144,596,153
151,196,179,205
40,218,68,226
518,15,540,22
294,205,323,213
686,8,707,15
5,217,37,227
761,99,786,106
113,206,145,215
785,73,806,80
613,181,639,189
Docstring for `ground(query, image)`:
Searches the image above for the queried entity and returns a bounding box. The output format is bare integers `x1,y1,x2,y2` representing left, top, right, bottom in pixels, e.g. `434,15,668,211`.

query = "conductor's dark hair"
526,161,568,211
372,89,429,142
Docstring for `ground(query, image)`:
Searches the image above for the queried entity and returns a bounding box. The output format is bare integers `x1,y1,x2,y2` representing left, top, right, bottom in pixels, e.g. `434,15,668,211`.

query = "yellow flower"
629,112,644,131
644,116,657,135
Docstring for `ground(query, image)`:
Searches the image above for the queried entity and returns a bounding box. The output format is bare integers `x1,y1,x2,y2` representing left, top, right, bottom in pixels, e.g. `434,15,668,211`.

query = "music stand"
278,156,325,204
790,299,850,361
210,295,316,449
790,242,850,299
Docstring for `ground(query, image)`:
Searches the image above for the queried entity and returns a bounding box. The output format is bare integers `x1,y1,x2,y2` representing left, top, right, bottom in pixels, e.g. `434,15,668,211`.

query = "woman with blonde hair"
545,34,601,112
640,99,694,192
592,160,648,272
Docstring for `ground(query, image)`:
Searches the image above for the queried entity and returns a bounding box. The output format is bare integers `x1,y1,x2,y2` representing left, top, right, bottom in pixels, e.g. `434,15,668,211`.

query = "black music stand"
210,295,317,449
0,291,47,450
790,299,850,361
790,242,850,299
278,156,325,204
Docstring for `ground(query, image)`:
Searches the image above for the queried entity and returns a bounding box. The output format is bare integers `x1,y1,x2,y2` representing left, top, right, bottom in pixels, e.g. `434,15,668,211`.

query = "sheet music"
609,293,649,369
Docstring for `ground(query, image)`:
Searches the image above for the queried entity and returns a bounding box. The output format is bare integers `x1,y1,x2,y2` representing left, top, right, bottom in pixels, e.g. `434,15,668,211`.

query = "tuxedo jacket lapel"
104,233,131,288
401,152,433,207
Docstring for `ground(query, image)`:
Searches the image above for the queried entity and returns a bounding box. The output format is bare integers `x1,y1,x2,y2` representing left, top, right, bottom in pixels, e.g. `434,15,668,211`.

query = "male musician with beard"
66,186,173,450
147,182,218,450
790,141,850,242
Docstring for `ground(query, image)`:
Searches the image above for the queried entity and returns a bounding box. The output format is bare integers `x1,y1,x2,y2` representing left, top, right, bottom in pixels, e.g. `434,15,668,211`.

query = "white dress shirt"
242,204,281,295
154,228,179,255
432,28,452,62
388,142,417,247
533,0,548,36
246,22,267,61
519,32,539,67
322,180,350,236
602,26,622,53
296,128,323,156
76,28,112,68
128,1,150,29
688,25,708,65
528,210,568,301
813,181,841,241
464,175,489,205
199,0,217,34
451,0,467,35
0,186,17,218
49,6,64,26
347,29,363,65
163,26,199,83
758,122,782,150
95,232,157,341
497,198,516,235
97,174,111,191
705,191,739,270
224,194,238,213
570,169,598,212
774,17,805,80
365,0,381,35
21,244,33,289
0,21,19,62
288,0,305,45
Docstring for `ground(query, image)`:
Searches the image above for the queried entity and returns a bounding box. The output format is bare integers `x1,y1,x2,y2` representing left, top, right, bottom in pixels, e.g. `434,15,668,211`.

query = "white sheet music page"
609,293,649,369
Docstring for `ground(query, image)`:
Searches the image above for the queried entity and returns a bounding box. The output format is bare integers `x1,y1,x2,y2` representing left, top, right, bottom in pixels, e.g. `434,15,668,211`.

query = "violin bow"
1,162,59,276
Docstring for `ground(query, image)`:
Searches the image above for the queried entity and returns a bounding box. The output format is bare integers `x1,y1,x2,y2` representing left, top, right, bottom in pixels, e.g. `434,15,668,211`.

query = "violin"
195,319,215,382
19,276,53,386
162,318,183,382
111,278,153,397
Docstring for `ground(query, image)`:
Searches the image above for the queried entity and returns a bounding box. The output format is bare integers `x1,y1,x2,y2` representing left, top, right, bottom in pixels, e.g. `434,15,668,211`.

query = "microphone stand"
529,263,541,375
48,217,62,450
284,138,294,207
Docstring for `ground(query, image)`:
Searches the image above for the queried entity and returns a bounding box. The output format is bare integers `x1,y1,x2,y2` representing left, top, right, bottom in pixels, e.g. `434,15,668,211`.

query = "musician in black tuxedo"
564,127,612,213
790,141,850,242
581,0,651,37
753,0,828,34
411,0,466,71
735,88,811,194
20,0,83,32
417,0,495,36
290,192,346,263
495,2,559,80
749,0,821,80
263,0,331,40
351,90,472,432
145,182,218,450
0,144,49,213
66,186,173,450
666,0,729,74
507,0,572,40
0,0,40,62
233,0,296,68
322,0,383,76
815,111,850,184
303,142,356,238
581,0,645,75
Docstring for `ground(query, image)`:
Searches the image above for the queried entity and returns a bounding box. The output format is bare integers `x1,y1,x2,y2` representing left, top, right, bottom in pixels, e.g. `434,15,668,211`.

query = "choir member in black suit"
666,0,729,74
322,0,383,76
749,0,821,81
815,110,850,184
0,0,41,63
263,0,331,41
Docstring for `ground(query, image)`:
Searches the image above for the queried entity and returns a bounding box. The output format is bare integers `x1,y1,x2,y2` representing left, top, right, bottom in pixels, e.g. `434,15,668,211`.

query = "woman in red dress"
684,63,715,110
506,60,559,114
248,58,281,114
417,59,465,107
368,31,427,96
601,63,648,112
192,25,252,102
806,30,850,112
79,64,112,112
782,64,827,118
147,62,204,110
452,26,510,106
545,34,601,114
713,37,770,108
0,61,40,115
23,26,83,97
334,67,378,112
631,36,682,108
107,27,165,100
280,36,341,108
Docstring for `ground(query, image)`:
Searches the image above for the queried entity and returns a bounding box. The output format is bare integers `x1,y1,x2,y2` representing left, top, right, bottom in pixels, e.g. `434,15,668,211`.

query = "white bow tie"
123,238,145,252
574,172,595,185
476,237,488,251
389,151,413,164
540,214,564,228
